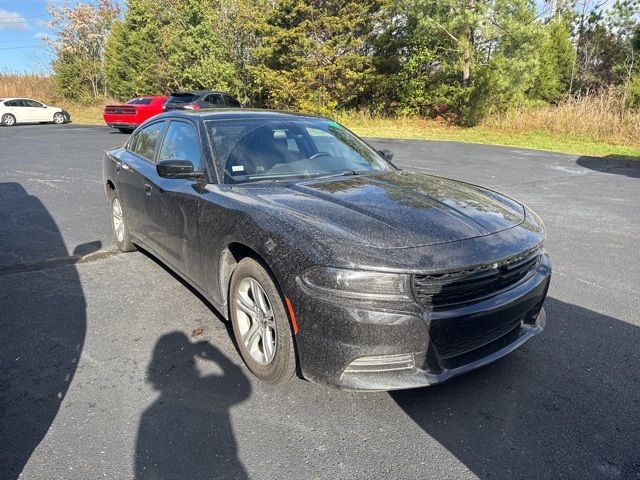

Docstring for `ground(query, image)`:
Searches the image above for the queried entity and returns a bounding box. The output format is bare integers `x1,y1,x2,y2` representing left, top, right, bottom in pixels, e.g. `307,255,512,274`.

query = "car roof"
151,108,327,123
169,90,230,96
1,97,42,101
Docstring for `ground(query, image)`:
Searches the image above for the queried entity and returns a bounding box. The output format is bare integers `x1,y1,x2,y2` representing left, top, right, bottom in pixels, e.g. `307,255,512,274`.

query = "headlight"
301,267,411,301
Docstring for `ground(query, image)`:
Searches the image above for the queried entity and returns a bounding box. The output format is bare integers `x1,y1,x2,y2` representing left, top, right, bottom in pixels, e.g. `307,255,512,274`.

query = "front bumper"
294,253,551,391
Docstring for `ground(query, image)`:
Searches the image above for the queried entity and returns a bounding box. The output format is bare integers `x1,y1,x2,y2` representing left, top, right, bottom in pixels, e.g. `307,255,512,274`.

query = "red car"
103,96,168,133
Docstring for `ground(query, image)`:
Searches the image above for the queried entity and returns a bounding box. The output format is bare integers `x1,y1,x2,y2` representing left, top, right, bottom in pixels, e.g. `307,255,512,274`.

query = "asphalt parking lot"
1,123,639,480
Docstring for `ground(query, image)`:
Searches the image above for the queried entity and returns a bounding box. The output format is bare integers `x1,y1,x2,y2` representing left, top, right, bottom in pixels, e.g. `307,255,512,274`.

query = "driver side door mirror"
156,159,202,179
378,149,394,161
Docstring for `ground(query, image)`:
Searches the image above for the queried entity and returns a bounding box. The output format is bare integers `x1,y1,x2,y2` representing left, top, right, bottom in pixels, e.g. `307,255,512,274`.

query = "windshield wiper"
312,170,361,180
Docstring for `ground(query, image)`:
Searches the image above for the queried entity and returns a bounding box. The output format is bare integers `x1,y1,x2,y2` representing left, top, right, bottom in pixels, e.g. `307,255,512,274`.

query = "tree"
534,17,575,101
250,0,392,113
46,0,120,100
105,0,240,99
400,0,547,124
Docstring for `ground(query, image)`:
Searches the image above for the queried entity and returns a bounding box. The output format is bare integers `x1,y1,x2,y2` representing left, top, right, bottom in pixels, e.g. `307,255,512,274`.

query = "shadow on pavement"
576,155,640,178
391,297,640,479
0,183,96,479
135,332,251,480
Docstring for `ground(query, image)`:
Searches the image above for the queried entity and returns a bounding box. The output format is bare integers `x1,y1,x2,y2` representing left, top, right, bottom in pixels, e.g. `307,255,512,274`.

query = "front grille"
413,249,540,308
435,315,523,359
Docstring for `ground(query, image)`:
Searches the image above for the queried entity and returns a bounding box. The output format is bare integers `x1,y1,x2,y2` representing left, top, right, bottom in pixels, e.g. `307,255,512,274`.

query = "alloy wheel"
235,277,277,365
53,112,65,124
111,197,125,243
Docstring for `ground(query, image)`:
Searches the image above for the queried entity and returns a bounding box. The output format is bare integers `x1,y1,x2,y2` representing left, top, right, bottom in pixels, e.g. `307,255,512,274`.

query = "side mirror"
156,159,200,179
378,149,394,161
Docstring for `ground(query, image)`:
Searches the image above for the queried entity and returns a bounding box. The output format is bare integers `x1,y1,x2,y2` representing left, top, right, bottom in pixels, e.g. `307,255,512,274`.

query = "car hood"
240,171,526,249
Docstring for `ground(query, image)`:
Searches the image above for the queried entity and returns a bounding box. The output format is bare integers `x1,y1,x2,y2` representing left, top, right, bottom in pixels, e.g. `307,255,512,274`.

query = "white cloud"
0,10,30,31
33,31,48,40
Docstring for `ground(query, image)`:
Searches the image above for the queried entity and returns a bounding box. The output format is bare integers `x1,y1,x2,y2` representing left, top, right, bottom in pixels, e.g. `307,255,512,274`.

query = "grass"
2,72,639,159
336,113,640,159
0,72,114,126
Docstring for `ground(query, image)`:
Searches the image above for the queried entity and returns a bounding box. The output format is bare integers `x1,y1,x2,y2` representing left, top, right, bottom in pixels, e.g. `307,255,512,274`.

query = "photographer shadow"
135,332,251,480
392,297,640,478
0,182,98,479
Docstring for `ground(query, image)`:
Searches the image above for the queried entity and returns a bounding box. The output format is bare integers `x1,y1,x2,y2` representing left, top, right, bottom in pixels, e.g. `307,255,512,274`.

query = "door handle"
144,184,152,195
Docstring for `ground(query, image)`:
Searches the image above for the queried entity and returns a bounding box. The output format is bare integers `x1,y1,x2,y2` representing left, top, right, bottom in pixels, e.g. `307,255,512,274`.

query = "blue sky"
0,0,58,73
0,0,617,73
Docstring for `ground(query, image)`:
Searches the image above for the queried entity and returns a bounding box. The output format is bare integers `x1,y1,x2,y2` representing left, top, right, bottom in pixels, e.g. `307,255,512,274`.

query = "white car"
0,98,69,126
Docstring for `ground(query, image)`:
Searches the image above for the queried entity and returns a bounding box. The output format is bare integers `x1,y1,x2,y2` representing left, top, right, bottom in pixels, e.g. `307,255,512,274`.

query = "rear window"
126,97,152,105
166,93,198,104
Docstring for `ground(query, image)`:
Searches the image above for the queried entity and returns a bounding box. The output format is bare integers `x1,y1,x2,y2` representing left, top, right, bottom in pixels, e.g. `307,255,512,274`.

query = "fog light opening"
344,354,415,374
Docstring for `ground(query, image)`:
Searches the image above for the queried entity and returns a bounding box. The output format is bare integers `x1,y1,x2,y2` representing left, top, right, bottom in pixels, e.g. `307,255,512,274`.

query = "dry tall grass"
485,89,640,147
1,72,638,153
0,73,56,102
0,72,112,124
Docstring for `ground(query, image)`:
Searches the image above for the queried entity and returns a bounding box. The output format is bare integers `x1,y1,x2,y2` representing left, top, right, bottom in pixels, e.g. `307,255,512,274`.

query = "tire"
2,114,16,126
53,112,65,124
109,192,136,252
229,257,297,385
118,128,134,134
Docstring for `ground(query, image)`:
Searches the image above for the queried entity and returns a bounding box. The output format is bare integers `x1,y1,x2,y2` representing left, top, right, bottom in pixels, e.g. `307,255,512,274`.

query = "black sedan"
103,110,551,391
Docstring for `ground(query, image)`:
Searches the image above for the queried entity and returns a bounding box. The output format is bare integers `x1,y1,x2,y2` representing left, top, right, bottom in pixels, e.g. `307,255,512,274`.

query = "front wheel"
53,112,65,124
229,258,297,385
110,193,136,252
2,114,16,126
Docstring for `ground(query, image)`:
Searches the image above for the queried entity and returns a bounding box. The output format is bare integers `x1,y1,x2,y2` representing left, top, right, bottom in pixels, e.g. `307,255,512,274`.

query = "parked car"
103,96,168,133
0,98,69,126
163,90,241,111
103,110,551,391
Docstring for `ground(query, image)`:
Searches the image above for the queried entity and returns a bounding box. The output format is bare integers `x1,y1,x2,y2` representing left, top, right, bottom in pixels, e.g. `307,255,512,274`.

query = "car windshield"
206,118,394,183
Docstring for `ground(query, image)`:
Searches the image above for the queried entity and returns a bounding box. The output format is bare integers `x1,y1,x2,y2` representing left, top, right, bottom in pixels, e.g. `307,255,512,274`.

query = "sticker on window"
232,165,245,172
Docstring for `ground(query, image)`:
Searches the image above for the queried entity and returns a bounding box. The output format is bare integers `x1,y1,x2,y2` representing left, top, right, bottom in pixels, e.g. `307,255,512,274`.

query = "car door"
116,121,167,244
5,100,30,122
143,119,205,280
24,100,49,121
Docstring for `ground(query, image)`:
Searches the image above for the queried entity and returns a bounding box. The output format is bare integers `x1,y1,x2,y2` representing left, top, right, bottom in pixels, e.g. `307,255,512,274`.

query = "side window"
25,100,43,107
129,121,165,161
223,95,241,107
158,121,201,171
206,94,224,106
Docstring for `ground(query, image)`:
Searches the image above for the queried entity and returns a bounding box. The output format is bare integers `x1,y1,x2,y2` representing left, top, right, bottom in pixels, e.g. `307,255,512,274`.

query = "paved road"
1,124,639,479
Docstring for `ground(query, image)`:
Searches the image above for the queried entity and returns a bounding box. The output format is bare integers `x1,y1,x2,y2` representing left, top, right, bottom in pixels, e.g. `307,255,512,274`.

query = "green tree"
250,0,391,114
105,0,239,99
400,0,547,125
533,18,575,101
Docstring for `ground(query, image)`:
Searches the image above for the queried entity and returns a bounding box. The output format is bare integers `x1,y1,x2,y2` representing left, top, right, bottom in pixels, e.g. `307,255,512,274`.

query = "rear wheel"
110,192,136,252
53,112,65,124
2,114,16,126
229,258,297,385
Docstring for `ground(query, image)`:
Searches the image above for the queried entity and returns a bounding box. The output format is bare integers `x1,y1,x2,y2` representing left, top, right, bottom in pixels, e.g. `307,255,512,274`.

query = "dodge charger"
102,110,551,391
